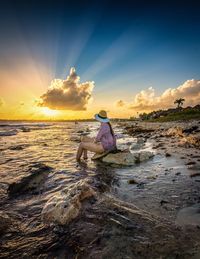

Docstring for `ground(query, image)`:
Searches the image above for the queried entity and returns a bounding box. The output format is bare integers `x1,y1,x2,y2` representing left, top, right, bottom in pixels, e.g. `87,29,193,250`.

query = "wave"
0,130,18,136
0,122,52,128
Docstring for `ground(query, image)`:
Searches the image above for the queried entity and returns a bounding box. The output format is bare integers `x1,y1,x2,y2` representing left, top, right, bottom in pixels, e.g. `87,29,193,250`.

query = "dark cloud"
115,100,125,107
38,68,94,110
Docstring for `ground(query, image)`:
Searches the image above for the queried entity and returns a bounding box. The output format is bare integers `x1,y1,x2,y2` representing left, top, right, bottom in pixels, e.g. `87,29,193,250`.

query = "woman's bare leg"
81,136,95,143
83,149,88,160
81,136,95,159
76,142,104,161
76,144,84,161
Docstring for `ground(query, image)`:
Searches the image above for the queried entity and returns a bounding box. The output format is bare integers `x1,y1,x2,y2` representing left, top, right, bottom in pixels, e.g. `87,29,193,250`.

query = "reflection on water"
1,121,200,257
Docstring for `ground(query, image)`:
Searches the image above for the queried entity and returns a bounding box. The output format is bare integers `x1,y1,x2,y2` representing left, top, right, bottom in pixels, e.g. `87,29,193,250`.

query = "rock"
146,175,157,180
165,153,171,157
152,143,164,149
130,143,142,150
137,137,145,144
42,180,96,225
129,137,145,150
160,200,169,206
183,126,198,134
91,151,111,160
21,127,31,132
166,127,184,137
139,151,154,162
176,204,200,227
165,126,200,148
190,172,200,178
137,182,145,189
186,161,196,165
8,163,53,196
188,165,200,171
69,136,80,142
181,135,200,148
9,145,24,150
128,179,138,184
102,151,154,166
124,126,154,136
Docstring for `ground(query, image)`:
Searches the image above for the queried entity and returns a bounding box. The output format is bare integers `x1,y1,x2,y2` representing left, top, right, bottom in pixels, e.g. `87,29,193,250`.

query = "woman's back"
96,123,116,151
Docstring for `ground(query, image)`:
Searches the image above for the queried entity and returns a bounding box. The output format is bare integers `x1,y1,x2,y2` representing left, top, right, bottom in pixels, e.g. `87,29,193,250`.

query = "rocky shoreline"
0,120,200,258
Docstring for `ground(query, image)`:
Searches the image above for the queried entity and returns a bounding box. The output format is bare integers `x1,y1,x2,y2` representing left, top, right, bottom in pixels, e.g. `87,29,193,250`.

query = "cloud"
37,67,94,111
128,79,200,112
115,100,125,107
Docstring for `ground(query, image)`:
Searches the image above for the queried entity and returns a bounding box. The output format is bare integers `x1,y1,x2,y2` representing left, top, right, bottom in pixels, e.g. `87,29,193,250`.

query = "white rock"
42,180,96,225
139,151,154,162
102,151,154,166
130,143,141,150
137,138,145,144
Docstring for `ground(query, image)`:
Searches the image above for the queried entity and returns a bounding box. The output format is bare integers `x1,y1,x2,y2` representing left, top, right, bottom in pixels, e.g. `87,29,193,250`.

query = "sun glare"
41,107,59,117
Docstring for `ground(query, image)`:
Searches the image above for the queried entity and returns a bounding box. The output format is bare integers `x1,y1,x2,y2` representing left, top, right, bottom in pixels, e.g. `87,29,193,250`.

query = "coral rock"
42,180,96,225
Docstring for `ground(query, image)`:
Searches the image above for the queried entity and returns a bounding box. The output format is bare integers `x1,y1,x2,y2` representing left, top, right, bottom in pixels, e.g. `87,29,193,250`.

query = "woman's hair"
107,122,114,136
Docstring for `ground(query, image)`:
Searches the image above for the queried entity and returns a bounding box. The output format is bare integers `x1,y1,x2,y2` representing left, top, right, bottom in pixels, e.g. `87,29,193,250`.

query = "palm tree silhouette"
174,98,185,108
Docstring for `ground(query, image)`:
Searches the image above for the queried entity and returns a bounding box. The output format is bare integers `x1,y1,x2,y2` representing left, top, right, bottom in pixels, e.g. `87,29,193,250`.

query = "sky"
0,0,200,120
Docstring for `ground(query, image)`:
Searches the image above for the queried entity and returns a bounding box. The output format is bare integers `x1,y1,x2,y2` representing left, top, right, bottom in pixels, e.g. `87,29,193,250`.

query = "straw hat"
94,110,109,123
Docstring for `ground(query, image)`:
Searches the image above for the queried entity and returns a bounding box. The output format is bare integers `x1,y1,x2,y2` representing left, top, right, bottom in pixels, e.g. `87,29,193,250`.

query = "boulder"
181,134,200,148
92,151,111,160
130,143,142,150
139,151,154,162
130,138,145,150
41,180,96,225
102,151,154,166
166,127,184,137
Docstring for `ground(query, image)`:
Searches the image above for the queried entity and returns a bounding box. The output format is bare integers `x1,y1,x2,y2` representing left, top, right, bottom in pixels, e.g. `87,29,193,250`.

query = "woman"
76,110,117,161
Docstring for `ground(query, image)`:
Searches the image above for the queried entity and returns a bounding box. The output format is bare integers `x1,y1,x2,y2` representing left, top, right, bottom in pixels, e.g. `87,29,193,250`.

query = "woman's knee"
79,142,84,149
80,142,86,149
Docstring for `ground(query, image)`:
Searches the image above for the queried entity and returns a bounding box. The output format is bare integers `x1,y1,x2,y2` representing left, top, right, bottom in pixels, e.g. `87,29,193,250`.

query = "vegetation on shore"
138,104,200,122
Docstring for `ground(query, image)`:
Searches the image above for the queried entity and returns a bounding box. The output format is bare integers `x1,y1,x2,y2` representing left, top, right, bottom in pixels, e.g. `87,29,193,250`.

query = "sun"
41,107,59,117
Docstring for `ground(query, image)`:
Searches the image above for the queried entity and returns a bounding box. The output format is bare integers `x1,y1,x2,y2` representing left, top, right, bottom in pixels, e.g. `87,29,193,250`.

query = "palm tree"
174,98,185,108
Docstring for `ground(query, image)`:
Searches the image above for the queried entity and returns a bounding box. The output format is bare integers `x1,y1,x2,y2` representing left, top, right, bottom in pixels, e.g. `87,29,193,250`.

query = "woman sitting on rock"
76,110,117,162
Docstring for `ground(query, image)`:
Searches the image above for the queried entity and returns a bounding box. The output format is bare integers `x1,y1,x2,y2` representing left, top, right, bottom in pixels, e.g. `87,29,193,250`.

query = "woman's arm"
95,125,106,142
95,124,109,142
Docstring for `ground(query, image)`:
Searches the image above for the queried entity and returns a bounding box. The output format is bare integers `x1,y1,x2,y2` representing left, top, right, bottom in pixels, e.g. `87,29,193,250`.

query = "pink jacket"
96,123,116,151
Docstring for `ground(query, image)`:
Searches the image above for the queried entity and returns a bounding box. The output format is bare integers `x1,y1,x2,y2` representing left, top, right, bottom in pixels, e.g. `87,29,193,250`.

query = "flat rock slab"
91,151,111,160
102,151,154,166
176,204,200,227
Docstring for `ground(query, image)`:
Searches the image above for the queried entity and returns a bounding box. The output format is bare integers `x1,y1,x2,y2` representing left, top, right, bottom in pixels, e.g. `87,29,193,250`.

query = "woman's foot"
76,156,81,162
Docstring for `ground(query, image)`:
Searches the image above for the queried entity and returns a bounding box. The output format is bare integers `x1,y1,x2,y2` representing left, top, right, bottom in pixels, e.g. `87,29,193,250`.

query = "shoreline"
0,120,200,258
